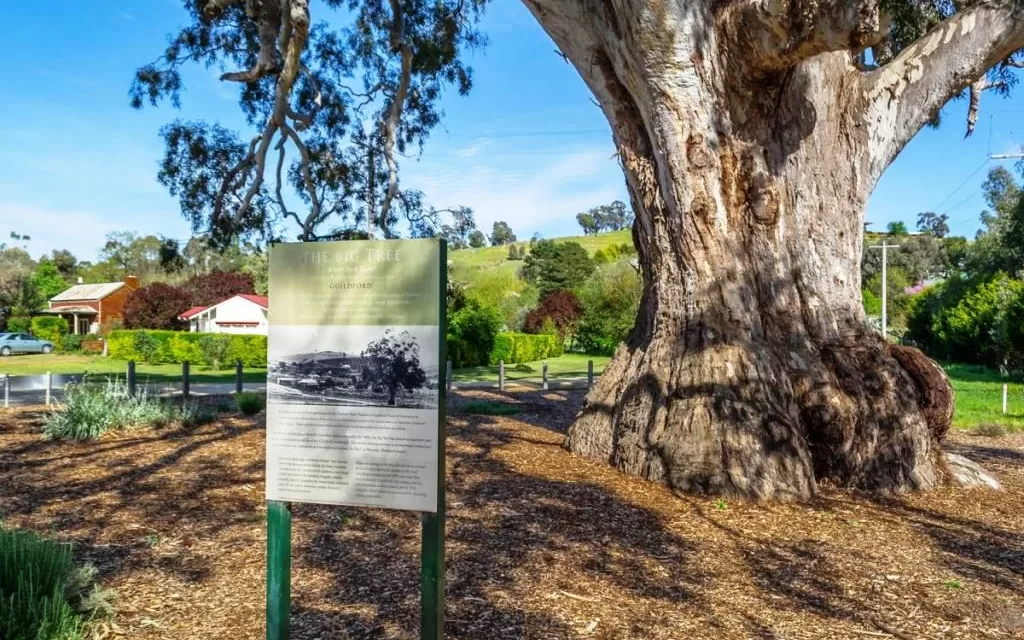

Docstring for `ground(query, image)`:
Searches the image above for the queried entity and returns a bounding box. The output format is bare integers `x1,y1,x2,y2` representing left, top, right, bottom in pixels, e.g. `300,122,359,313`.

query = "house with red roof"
178,293,269,335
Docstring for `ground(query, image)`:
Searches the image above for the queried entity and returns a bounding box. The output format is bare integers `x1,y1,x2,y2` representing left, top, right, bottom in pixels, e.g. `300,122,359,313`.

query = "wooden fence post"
183,361,190,399
1003,383,1008,414
45,371,52,406
3,373,8,409
236,360,244,394
498,361,505,392
542,360,549,390
127,360,136,397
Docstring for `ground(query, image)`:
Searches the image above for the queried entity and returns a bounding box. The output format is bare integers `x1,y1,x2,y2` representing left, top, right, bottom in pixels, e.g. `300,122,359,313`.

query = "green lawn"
452,357,1024,431
449,229,632,289
0,353,266,384
945,363,1024,431
8,353,1009,430
453,354,611,383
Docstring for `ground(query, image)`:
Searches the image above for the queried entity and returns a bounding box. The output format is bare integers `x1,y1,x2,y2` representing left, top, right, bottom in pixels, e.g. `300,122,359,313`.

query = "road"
3,382,268,408
3,376,596,409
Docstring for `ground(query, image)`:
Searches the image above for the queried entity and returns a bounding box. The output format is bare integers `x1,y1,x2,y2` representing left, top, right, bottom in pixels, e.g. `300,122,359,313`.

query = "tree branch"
273,136,311,239
721,0,885,74
281,123,323,235
220,0,283,82
378,0,413,237
865,1,1024,178
966,77,1009,137
213,0,312,233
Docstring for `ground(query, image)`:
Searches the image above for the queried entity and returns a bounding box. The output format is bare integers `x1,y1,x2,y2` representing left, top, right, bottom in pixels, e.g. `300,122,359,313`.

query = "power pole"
868,239,901,340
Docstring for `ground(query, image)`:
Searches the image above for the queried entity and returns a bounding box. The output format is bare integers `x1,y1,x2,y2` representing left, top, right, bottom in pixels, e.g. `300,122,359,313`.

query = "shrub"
122,282,191,330
224,334,268,367
0,528,82,639
61,334,84,353
447,301,502,368
908,274,1024,368
235,392,266,415
972,423,1007,437
199,335,231,369
524,289,584,340
30,316,68,349
107,330,267,367
169,333,203,365
177,402,217,430
488,332,561,365
0,527,114,640
43,378,209,441
575,262,642,356
5,316,30,333
184,270,255,307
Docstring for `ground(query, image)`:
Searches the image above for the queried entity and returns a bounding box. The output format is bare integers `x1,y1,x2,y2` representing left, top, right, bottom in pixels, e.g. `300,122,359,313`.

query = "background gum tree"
362,330,428,405
142,0,1024,499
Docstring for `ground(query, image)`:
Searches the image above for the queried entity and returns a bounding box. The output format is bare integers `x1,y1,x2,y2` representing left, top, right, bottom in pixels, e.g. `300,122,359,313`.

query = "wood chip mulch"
1,391,1023,640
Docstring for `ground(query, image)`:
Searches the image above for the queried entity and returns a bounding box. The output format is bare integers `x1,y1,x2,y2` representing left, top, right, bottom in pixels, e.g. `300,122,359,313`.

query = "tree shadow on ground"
3,402,1023,638
0,416,264,587
294,414,710,639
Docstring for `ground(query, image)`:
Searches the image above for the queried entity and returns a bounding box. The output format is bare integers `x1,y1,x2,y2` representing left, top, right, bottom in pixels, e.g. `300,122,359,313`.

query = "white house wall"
192,296,268,335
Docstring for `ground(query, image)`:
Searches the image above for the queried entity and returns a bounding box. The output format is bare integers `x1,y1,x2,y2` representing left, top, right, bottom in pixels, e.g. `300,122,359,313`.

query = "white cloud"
453,138,493,159
403,145,627,238
0,202,188,261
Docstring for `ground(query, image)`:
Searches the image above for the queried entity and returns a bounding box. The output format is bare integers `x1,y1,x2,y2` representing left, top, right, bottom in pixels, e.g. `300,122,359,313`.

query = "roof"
39,306,98,315
50,282,124,302
237,294,269,308
179,306,208,320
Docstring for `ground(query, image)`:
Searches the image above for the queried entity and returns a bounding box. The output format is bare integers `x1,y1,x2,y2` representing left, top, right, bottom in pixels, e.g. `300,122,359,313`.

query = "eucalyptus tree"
133,0,485,242
137,0,1024,499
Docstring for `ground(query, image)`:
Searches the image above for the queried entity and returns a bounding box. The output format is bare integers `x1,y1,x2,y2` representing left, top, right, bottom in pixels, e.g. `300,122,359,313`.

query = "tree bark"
518,0,1019,499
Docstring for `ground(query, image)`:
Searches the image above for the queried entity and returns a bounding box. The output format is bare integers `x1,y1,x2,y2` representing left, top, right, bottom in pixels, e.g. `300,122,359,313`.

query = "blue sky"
2,1,1022,262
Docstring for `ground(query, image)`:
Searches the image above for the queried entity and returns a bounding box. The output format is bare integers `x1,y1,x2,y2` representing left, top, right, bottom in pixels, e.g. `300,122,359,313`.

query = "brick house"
44,276,140,334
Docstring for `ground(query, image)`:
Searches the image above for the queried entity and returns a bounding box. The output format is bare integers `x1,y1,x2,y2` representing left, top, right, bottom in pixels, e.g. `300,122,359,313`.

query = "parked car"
0,333,54,356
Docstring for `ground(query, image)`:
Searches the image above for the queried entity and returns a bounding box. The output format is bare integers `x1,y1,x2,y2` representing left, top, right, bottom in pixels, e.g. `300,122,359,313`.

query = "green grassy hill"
449,229,633,290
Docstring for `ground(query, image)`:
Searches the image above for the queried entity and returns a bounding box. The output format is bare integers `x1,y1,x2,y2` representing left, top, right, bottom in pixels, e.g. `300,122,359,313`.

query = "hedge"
488,332,563,365
6,316,31,333
30,316,68,350
107,330,267,368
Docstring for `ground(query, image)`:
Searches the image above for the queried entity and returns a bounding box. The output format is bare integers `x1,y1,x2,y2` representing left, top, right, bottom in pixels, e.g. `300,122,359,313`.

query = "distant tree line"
0,230,267,333
576,201,634,235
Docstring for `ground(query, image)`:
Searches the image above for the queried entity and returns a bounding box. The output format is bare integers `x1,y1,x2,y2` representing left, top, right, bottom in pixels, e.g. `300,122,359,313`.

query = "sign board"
266,239,443,512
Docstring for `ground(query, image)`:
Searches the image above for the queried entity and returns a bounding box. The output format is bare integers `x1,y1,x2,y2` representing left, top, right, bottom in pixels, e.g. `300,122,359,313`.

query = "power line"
931,158,990,211
440,128,609,139
943,188,983,215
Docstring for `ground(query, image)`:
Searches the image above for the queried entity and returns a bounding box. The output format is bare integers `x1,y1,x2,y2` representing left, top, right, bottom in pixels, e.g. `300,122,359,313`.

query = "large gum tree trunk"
520,0,1023,499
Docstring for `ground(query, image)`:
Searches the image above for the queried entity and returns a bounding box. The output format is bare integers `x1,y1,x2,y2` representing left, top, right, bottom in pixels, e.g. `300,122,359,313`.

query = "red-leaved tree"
185,270,255,308
524,290,584,339
123,283,191,330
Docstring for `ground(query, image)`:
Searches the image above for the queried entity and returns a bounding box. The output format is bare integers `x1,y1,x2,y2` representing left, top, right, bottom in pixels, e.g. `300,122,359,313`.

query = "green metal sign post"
421,240,447,640
266,501,291,640
265,239,447,640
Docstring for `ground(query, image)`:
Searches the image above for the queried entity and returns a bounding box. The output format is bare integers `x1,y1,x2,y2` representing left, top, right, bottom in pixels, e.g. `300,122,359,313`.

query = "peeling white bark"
864,0,1024,181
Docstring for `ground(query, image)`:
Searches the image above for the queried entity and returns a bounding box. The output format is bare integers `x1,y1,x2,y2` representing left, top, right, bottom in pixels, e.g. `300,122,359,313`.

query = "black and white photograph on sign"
268,325,439,410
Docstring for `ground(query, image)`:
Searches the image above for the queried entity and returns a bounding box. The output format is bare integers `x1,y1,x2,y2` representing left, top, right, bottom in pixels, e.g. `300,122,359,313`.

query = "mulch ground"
1,390,1023,640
